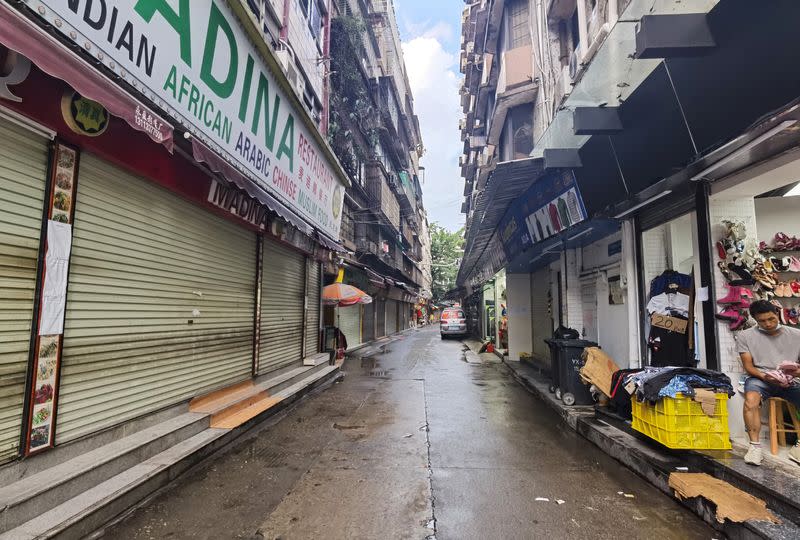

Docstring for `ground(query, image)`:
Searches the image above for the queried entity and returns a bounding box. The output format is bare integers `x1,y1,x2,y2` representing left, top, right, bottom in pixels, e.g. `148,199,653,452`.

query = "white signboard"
29,0,345,238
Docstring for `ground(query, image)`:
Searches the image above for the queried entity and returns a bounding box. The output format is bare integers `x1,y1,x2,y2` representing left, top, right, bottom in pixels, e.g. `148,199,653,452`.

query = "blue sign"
498,170,588,259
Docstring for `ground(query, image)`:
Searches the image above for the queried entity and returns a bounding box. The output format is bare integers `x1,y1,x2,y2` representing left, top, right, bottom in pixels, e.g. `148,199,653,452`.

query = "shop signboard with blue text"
26,0,345,238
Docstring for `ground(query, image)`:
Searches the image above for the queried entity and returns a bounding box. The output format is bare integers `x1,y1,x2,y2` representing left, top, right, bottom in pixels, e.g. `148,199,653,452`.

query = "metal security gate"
260,240,305,375
400,302,410,330
338,305,361,349
304,261,320,356
581,278,598,342
59,155,256,443
0,120,48,462
531,268,551,361
362,302,375,342
386,300,398,335
376,299,386,337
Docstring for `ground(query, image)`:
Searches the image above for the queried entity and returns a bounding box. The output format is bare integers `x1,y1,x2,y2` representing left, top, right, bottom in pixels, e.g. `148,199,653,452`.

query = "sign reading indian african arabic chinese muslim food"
33,0,346,239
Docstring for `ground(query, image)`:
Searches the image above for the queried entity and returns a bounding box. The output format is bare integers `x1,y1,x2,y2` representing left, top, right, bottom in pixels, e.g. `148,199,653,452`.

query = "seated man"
738,300,800,466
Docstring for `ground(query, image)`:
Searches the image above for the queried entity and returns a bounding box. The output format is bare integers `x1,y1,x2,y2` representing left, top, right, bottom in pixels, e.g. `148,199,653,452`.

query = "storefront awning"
458,157,544,287
192,138,313,237
0,3,173,151
505,219,621,274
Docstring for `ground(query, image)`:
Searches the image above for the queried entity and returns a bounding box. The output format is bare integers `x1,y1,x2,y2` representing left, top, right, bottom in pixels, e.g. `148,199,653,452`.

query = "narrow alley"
105,327,712,540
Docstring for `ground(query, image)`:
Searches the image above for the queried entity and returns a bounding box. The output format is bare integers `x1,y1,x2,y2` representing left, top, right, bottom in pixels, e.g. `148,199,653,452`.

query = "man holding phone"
738,300,800,466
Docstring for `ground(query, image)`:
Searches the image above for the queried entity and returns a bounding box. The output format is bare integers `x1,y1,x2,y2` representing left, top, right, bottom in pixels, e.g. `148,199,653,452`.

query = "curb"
503,359,800,539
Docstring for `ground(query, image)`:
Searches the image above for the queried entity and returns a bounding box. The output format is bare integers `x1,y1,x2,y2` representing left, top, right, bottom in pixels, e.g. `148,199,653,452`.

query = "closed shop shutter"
59,155,256,443
531,268,552,360
260,240,305,375
581,279,598,342
338,305,361,348
386,300,398,334
304,261,320,355
0,121,48,462
362,302,375,342
376,299,386,337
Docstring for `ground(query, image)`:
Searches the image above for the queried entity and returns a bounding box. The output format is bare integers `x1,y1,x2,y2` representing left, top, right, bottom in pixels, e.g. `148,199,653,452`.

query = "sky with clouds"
396,0,465,232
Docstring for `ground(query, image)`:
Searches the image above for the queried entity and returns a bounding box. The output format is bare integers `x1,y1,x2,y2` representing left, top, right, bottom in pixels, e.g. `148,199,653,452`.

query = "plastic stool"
767,397,800,455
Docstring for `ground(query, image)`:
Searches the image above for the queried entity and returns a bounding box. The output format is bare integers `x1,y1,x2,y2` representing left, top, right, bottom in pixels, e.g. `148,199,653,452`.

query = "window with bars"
505,0,531,50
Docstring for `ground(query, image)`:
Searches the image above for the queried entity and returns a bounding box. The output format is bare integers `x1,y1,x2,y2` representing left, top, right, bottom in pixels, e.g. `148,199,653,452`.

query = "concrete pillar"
507,273,533,361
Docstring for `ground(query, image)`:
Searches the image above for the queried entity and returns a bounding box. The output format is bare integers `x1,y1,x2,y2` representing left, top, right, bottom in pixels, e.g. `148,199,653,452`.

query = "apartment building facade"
326,0,433,346
457,0,800,439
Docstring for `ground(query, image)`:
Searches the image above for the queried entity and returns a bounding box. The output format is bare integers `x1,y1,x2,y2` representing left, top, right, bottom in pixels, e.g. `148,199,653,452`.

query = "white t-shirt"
646,292,690,318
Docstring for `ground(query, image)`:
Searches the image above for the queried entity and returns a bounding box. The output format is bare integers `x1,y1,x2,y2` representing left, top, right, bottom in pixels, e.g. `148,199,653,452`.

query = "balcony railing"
366,162,401,231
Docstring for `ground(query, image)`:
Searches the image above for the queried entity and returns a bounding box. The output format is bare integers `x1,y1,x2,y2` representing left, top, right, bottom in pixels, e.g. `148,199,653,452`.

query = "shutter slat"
0,122,47,464
258,240,305,375
58,155,256,444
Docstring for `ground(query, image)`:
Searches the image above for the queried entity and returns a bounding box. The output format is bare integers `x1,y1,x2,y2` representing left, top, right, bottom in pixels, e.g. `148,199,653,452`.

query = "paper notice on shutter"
39,221,73,336
40,295,66,335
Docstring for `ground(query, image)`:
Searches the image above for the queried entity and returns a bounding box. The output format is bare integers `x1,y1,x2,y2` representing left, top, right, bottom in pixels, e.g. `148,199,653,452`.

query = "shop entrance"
640,213,703,368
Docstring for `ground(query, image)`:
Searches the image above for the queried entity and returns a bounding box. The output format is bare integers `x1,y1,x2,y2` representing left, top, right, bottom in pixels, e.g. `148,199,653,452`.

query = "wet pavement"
105,327,715,539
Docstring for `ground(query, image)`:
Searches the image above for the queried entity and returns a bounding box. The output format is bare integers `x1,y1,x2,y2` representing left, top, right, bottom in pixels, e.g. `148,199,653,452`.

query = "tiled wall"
709,195,757,439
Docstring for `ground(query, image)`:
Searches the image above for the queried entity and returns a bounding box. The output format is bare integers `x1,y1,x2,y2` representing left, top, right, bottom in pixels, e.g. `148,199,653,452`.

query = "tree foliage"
430,223,464,303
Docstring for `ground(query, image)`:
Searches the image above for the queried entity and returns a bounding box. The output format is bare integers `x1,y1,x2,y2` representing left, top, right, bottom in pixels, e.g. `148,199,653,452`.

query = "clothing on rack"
648,326,693,367
649,270,692,298
647,292,691,318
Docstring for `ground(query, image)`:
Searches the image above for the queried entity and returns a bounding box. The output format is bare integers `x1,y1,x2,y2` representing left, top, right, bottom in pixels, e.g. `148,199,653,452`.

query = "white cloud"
402,36,465,232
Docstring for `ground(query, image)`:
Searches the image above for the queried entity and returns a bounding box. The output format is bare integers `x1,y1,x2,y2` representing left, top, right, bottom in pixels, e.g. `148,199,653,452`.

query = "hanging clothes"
649,270,692,298
646,291,691,318
648,326,692,367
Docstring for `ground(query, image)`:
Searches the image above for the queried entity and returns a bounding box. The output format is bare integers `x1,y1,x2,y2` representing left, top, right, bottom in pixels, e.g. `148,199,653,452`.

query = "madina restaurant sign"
28,0,345,238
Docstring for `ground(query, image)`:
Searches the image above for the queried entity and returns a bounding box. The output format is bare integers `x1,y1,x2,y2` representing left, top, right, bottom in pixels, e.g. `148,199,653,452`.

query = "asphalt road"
105,326,715,539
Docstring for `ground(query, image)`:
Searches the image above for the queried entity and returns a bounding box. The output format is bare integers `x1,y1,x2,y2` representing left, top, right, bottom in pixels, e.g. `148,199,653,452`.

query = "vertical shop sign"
25,142,79,454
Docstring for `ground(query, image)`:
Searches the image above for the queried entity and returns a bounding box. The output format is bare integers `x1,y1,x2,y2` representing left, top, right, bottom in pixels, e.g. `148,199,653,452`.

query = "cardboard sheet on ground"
579,347,620,397
668,473,779,524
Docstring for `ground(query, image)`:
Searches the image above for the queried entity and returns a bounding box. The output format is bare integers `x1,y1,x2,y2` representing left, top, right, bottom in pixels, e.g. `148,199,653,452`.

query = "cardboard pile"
579,347,620,397
668,473,779,524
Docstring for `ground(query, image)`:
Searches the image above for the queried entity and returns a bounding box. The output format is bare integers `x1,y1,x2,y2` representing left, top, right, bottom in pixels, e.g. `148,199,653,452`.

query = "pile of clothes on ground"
579,347,735,420
625,367,735,403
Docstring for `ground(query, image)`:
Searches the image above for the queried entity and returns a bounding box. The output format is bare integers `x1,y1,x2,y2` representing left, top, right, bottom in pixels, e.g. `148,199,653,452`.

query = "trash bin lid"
552,339,598,348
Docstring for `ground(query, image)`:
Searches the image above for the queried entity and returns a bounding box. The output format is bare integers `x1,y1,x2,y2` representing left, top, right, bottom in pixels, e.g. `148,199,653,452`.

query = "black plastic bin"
543,338,561,398
553,339,597,406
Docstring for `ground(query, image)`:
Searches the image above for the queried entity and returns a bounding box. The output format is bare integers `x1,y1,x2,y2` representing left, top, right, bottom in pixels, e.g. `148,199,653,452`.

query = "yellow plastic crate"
631,392,731,450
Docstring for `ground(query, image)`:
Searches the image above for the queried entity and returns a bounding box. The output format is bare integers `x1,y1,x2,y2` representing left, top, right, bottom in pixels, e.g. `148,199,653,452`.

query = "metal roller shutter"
304,261,320,355
531,268,552,360
386,300,398,335
362,302,375,342
259,240,304,375
375,299,386,337
581,279,598,342
0,121,48,462
58,155,256,443
338,305,361,349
